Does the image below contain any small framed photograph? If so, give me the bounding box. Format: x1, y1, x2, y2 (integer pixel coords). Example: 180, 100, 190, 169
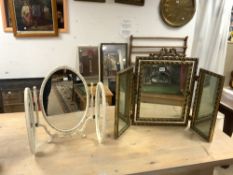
1, 0, 12, 32
115, 0, 144, 6
74, 0, 105, 2
78, 46, 99, 84
100, 43, 128, 82
9, 0, 58, 37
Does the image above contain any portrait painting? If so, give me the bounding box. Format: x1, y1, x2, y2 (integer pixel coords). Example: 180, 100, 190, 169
2, 0, 67, 33
78, 46, 99, 84
9, 0, 58, 37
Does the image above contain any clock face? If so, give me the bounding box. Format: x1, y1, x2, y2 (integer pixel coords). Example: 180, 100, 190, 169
160, 0, 196, 27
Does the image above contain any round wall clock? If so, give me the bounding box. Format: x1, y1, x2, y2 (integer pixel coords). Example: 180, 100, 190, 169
160, 0, 196, 27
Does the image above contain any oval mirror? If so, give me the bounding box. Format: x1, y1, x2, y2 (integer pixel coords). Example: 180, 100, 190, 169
95, 82, 107, 143
24, 88, 36, 154
40, 66, 89, 132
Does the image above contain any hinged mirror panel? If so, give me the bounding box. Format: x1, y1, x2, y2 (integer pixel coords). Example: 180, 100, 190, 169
191, 69, 224, 142
114, 66, 134, 138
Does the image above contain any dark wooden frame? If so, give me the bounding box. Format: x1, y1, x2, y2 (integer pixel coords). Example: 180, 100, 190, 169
114, 66, 134, 138
115, 0, 144, 6
133, 57, 198, 126
9, 0, 58, 37
74, 0, 105, 2
191, 69, 225, 142
100, 43, 129, 82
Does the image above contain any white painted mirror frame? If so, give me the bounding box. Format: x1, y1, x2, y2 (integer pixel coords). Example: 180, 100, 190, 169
39, 66, 90, 133
95, 82, 107, 143
24, 88, 36, 154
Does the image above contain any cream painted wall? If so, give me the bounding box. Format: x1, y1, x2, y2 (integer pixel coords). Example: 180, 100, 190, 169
0, 0, 197, 79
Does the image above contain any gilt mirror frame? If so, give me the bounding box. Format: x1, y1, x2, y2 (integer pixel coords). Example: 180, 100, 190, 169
191, 69, 224, 142
133, 56, 198, 126
114, 66, 134, 139
39, 66, 89, 133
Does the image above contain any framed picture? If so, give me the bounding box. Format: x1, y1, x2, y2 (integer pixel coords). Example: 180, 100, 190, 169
1, 0, 68, 33
115, 0, 144, 6
8, 0, 58, 37
100, 43, 128, 83
1, 0, 12, 32
56, 0, 68, 32
78, 46, 99, 84
74, 0, 105, 2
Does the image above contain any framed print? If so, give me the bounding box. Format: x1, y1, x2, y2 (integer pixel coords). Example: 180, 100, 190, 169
115, 0, 144, 6
9, 0, 58, 37
78, 46, 99, 84
56, 0, 68, 32
1, 0, 67, 33
100, 43, 128, 82
74, 0, 105, 2
1, 0, 12, 32
100, 43, 128, 105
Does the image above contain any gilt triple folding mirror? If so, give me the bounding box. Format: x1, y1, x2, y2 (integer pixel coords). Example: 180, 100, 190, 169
114, 54, 224, 142
24, 66, 107, 155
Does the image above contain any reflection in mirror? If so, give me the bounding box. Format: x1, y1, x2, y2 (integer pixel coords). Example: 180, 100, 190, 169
24, 88, 36, 154
134, 58, 197, 125
95, 82, 107, 143
191, 69, 224, 142
114, 67, 134, 138
40, 67, 89, 132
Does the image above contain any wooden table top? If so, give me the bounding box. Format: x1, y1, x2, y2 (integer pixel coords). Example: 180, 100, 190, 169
0, 107, 233, 175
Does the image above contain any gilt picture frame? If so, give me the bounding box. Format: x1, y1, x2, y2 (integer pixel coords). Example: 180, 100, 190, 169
9, 0, 58, 37
115, 0, 144, 6
2, 0, 68, 33
1, 0, 12, 32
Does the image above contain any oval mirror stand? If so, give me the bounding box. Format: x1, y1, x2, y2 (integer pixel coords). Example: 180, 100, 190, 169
24, 66, 107, 154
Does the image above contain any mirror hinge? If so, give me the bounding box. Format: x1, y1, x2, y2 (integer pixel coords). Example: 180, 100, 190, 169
194, 75, 199, 81
188, 115, 192, 121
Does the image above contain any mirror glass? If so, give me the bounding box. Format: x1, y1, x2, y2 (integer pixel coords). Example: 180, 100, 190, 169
40, 67, 88, 131
24, 88, 36, 154
191, 69, 224, 141
114, 67, 134, 138
134, 58, 197, 125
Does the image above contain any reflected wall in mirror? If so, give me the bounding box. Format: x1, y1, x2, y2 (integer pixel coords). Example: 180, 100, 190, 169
24, 88, 36, 154
191, 69, 224, 142
134, 58, 197, 125
40, 66, 89, 132
114, 67, 134, 138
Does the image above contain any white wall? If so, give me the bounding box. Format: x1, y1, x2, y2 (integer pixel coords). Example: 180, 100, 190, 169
0, 0, 197, 79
